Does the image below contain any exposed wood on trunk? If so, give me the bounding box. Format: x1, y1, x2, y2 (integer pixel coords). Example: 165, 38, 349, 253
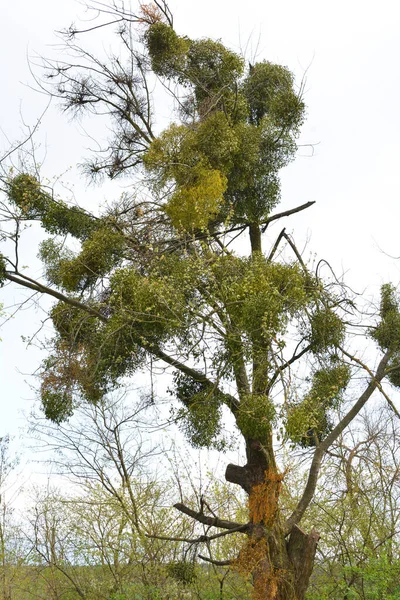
287, 525, 320, 600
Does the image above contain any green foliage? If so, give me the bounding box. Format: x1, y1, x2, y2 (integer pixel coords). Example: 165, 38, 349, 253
41, 389, 74, 424
224, 122, 280, 221
236, 394, 276, 440
7, 173, 46, 212
286, 364, 350, 446
91, 314, 145, 383
109, 266, 186, 341
243, 61, 305, 129
165, 167, 227, 231
146, 22, 189, 78
144, 42, 304, 231
50, 302, 98, 348
167, 561, 197, 585
144, 115, 236, 229
147, 22, 245, 119
196, 111, 240, 173
0, 254, 6, 287
185, 38, 244, 106
75, 318, 144, 402
371, 283, 400, 351
308, 307, 346, 352
286, 397, 330, 448
40, 227, 125, 292
311, 364, 351, 402
145, 110, 300, 229
380, 282, 398, 317
42, 300, 146, 412
40, 349, 79, 423
37, 251, 206, 414
144, 114, 235, 180
387, 354, 400, 387
172, 374, 224, 449
38, 239, 73, 288
8, 174, 97, 240
144, 123, 195, 186
222, 254, 309, 341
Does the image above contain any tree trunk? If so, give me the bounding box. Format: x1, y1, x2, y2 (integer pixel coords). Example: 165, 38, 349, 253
226, 444, 319, 600
245, 523, 319, 600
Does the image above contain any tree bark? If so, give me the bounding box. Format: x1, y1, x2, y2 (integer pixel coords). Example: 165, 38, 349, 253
249, 223, 262, 254
250, 523, 319, 600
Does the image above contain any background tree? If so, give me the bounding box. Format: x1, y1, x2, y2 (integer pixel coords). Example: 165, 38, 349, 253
0, 437, 32, 600
1, 2, 399, 599
0, 398, 252, 600
28, 394, 252, 599
302, 407, 400, 599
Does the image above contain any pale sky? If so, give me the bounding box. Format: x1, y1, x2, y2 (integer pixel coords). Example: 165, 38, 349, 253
1, 0, 400, 451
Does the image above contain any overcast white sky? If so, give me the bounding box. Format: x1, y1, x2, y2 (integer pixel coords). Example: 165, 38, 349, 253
1, 0, 400, 454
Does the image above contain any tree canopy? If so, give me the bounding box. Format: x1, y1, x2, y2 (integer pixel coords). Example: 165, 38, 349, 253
1, 2, 399, 599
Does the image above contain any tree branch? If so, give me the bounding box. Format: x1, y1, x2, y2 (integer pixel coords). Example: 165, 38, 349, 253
5, 272, 105, 320
262, 201, 316, 232
198, 554, 233, 566
284, 350, 391, 534
147, 523, 246, 545
267, 228, 286, 261
340, 346, 400, 419
282, 232, 307, 270
173, 503, 247, 531
266, 342, 312, 395
5, 270, 239, 412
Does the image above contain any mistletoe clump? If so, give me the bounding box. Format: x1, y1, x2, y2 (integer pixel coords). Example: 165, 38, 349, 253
286, 363, 350, 447
8, 174, 97, 240
146, 22, 189, 78
226, 255, 310, 341
144, 28, 305, 233
236, 394, 276, 439
164, 167, 227, 231
0, 255, 6, 287
371, 284, 400, 352
308, 307, 346, 352
171, 373, 225, 449
40, 227, 125, 292
167, 561, 197, 585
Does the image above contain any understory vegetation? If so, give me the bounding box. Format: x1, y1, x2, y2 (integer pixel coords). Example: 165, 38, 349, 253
0, 401, 399, 600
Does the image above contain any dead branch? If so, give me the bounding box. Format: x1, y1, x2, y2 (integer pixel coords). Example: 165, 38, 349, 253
262, 201, 315, 232
173, 502, 247, 531
198, 554, 233, 566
